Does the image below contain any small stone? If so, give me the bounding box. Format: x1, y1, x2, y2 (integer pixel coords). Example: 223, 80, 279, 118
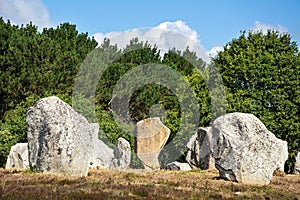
5, 143, 29, 169
186, 127, 215, 170
111, 138, 131, 169
166, 161, 192, 171
89, 123, 114, 169
294, 152, 300, 175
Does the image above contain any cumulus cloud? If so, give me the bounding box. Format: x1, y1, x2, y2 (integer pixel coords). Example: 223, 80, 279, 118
208, 46, 224, 58
92, 20, 211, 63
0, 0, 52, 28
250, 21, 288, 34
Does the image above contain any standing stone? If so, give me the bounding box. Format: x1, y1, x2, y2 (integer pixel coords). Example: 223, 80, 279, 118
111, 138, 131, 169
186, 127, 215, 170
135, 117, 170, 170
89, 139, 114, 169
89, 123, 114, 169
27, 96, 95, 176
166, 161, 192, 171
295, 152, 300, 175
5, 143, 29, 169
212, 112, 288, 185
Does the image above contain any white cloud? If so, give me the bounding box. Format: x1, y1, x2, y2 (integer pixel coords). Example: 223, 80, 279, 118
0, 0, 52, 29
208, 46, 224, 58
156, 20, 199, 43
92, 20, 211, 63
251, 21, 288, 34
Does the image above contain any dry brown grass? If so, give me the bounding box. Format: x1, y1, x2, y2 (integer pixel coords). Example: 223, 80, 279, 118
0, 168, 299, 199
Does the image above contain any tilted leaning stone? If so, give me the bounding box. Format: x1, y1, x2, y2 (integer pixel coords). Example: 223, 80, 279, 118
212, 112, 288, 185
5, 143, 29, 169
186, 127, 215, 170
135, 117, 170, 170
27, 96, 95, 176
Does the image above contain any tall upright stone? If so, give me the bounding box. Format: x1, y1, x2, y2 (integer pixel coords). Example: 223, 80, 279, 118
135, 117, 170, 170
212, 112, 288, 185
27, 96, 95, 176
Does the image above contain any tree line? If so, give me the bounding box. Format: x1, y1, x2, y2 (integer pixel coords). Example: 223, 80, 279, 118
0, 18, 299, 172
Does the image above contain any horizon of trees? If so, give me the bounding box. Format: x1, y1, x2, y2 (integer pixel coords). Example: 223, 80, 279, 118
0, 18, 299, 172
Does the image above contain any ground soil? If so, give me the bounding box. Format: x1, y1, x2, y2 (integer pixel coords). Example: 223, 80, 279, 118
0, 168, 299, 199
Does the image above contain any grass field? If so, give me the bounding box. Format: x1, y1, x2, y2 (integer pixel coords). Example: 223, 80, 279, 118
0, 168, 299, 199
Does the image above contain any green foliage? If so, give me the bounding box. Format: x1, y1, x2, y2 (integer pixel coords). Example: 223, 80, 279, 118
0, 18, 97, 117
213, 30, 300, 173
1, 17, 298, 174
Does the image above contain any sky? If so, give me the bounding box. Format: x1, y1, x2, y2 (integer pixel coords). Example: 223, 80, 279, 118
0, 0, 299, 59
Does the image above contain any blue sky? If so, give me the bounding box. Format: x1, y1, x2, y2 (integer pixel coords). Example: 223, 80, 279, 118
0, 0, 299, 55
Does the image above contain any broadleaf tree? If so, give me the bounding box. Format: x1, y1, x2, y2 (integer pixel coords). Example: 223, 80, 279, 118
213, 30, 300, 173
